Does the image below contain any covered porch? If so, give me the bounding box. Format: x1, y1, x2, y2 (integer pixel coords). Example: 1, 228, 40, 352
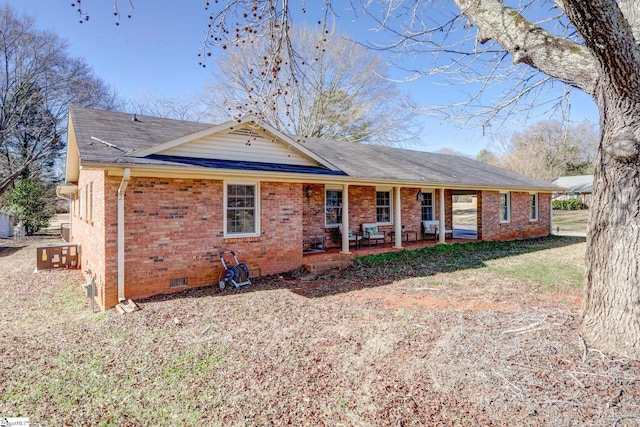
301, 182, 475, 261
301, 231, 478, 272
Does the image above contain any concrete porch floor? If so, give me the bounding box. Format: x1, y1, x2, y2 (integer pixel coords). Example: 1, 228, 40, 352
302, 235, 477, 272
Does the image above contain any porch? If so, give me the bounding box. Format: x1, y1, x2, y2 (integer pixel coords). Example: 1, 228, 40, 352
301, 230, 478, 272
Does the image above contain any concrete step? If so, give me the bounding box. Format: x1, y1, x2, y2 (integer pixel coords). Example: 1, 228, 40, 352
302, 259, 352, 273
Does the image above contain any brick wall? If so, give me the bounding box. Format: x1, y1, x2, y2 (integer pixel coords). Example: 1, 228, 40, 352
478, 190, 551, 241
302, 183, 326, 250
70, 169, 110, 309
400, 187, 423, 232
89, 176, 304, 309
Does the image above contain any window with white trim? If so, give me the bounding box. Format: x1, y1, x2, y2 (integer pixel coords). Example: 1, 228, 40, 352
499, 192, 510, 222
87, 182, 93, 224
225, 183, 258, 235
78, 187, 83, 220
529, 193, 538, 221
376, 190, 392, 224
421, 191, 434, 221
325, 190, 342, 226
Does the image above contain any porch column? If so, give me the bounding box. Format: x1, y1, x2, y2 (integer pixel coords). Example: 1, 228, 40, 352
341, 184, 350, 254
394, 186, 403, 249
439, 188, 446, 244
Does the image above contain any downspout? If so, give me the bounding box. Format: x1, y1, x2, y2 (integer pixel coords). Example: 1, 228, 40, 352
117, 168, 131, 302
439, 188, 446, 244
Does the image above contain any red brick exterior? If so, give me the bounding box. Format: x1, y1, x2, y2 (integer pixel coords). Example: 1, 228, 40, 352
71, 170, 551, 310
69, 169, 110, 309
478, 190, 551, 241
72, 172, 305, 309
302, 185, 451, 249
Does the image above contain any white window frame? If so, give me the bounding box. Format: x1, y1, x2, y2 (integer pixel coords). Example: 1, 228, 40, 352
499, 191, 510, 223
375, 187, 393, 225
88, 182, 93, 224
78, 187, 83, 220
224, 181, 260, 237
529, 193, 538, 221
421, 190, 434, 221
325, 187, 343, 227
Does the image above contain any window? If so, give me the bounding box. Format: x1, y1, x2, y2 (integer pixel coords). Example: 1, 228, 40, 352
530, 193, 538, 221
421, 191, 434, 221
78, 187, 83, 220
226, 183, 258, 235
499, 192, 510, 222
87, 182, 93, 223
376, 190, 392, 224
325, 190, 342, 225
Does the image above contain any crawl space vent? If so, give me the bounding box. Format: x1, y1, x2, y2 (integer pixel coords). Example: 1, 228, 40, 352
169, 277, 188, 288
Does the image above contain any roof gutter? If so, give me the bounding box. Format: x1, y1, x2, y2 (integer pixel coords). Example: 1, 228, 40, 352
117, 168, 131, 302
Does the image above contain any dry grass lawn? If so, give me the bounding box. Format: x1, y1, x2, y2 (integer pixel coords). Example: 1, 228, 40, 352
1, 232, 639, 426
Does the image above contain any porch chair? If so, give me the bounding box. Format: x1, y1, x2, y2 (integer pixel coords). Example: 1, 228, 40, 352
337, 224, 363, 249
361, 223, 386, 246
421, 220, 453, 240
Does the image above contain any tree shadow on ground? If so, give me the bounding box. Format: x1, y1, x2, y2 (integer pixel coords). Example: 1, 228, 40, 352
138, 235, 586, 305
0, 245, 26, 257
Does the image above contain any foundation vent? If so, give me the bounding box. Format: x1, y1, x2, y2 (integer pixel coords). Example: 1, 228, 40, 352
169, 277, 188, 288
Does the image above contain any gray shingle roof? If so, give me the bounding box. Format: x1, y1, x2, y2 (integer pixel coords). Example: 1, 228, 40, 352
552, 175, 593, 193
69, 107, 560, 191
70, 107, 211, 165
303, 137, 558, 190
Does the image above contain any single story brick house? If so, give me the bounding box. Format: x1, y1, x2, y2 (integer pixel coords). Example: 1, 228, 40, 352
60, 107, 560, 310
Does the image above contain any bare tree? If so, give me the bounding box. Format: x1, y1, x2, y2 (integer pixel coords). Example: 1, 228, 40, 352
0, 4, 117, 195
480, 120, 597, 180
202, 24, 421, 145
73, 0, 640, 359
127, 91, 209, 122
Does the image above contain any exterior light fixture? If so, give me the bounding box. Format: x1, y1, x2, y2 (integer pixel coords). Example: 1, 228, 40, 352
416, 191, 424, 202
305, 185, 313, 198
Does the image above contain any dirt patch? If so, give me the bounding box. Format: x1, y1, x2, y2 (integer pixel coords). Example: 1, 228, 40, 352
356, 289, 519, 311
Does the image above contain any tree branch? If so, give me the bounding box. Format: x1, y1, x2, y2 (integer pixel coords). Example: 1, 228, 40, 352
562, 0, 640, 101
453, 0, 598, 95
0, 133, 58, 195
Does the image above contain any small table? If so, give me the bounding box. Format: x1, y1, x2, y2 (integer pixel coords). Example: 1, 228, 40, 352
388, 230, 418, 243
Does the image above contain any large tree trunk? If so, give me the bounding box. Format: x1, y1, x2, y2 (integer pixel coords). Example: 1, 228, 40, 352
580, 86, 640, 360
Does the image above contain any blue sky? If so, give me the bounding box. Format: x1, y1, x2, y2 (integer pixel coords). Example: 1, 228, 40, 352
5, 1, 599, 156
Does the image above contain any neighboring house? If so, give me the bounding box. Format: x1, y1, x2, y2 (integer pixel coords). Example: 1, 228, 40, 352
552, 175, 593, 208
60, 107, 560, 310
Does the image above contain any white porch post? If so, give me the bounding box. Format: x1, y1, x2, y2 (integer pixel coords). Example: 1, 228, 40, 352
439, 188, 446, 244
394, 186, 402, 249
341, 184, 350, 254
549, 194, 554, 235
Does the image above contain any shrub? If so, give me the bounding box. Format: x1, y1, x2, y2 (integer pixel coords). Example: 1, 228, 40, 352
552, 199, 584, 210
6, 177, 53, 235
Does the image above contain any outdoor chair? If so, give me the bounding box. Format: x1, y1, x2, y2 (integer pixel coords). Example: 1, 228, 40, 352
361, 223, 386, 246
421, 220, 453, 240
337, 224, 362, 249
